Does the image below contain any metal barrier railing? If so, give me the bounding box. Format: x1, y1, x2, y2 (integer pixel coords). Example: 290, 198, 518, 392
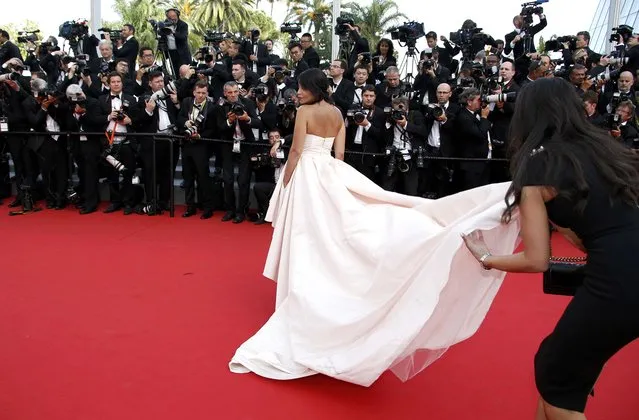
1, 130, 509, 217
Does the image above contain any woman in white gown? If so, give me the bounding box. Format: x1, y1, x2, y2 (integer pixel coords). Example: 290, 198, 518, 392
229, 68, 521, 386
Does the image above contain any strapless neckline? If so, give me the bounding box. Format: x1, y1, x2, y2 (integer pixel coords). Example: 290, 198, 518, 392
306, 134, 336, 140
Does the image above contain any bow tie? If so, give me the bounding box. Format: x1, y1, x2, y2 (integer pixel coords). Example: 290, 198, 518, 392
111, 94, 121, 100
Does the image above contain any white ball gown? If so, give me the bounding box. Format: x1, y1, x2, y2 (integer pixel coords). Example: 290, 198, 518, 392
229, 133, 521, 387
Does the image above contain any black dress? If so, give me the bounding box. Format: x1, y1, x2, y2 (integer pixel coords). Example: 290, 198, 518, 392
523, 148, 639, 412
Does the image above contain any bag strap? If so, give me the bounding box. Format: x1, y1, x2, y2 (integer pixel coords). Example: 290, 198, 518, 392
549, 233, 587, 263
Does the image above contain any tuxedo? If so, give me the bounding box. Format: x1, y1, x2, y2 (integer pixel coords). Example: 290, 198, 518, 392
216, 98, 262, 219
177, 97, 217, 213
456, 108, 492, 191
114, 36, 140, 78
303, 47, 320, 69
0, 40, 23, 68
504, 18, 547, 60
162, 20, 191, 73
422, 102, 460, 197
136, 95, 181, 207
331, 77, 355, 117
344, 106, 385, 182
242, 40, 271, 76
96, 92, 140, 208
347, 33, 370, 75
488, 79, 519, 183
290, 59, 309, 81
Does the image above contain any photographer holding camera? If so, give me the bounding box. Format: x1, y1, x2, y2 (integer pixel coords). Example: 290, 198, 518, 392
106, 24, 139, 79
276, 88, 298, 137
456, 88, 492, 190
342, 22, 370, 73
504, 4, 547, 78
598, 70, 636, 115
252, 129, 287, 225
381, 96, 428, 195
242, 29, 270, 76
97, 72, 139, 215
374, 66, 408, 109
0, 30, 22, 69
216, 81, 262, 224
176, 80, 216, 219
344, 85, 384, 183
611, 100, 639, 149
412, 51, 451, 113
328, 59, 355, 116
287, 42, 309, 82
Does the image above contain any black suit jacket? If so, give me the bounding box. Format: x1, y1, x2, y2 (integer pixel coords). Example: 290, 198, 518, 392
215, 98, 262, 144
291, 59, 309, 80
0, 41, 23, 68
345, 106, 385, 166
177, 97, 217, 139
136, 96, 180, 150
347, 33, 370, 72
456, 108, 492, 172
423, 102, 460, 158
67, 97, 108, 143
487, 80, 520, 148
303, 47, 320, 69
242, 40, 270, 76
114, 36, 140, 78
504, 18, 547, 59
382, 110, 429, 150
97, 92, 140, 142
332, 78, 355, 117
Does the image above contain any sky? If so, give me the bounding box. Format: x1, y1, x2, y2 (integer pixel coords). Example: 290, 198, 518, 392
2, 0, 601, 55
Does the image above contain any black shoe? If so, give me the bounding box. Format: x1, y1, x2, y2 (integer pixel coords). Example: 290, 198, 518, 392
221, 211, 235, 222
200, 209, 213, 220
79, 207, 97, 215
123, 206, 134, 215
103, 203, 123, 213
8, 198, 21, 208
46, 200, 56, 209
254, 217, 266, 225
232, 214, 245, 224
54, 200, 67, 210
182, 207, 197, 218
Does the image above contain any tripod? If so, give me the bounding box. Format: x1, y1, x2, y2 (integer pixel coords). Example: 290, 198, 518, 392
156, 40, 176, 79
398, 45, 420, 89
337, 36, 353, 62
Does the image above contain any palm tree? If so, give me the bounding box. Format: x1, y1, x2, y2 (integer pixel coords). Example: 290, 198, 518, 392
343, 0, 407, 48
113, 0, 166, 49
285, 0, 332, 44
191, 0, 254, 32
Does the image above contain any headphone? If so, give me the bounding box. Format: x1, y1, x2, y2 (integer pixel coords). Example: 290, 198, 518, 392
165, 8, 180, 18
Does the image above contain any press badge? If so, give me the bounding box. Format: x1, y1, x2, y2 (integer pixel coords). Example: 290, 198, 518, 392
0, 117, 8, 132
233, 139, 241, 153
276, 149, 285, 159
400, 149, 411, 161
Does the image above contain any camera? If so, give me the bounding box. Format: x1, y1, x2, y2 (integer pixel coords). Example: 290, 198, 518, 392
277, 98, 297, 114
253, 84, 269, 102
482, 92, 517, 104
388, 21, 425, 45
422, 59, 435, 70
150, 81, 177, 101
148, 19, 175, 37
114, 100, 130, 122
271, 65, 290, 80
335, 16, 355, 36
384, 107, 406, 121
450, 27, 483, 46
16, 30, 40, 44
185, 112, 206, 139
484, 76, 503, 92
0, 72, 21, 83
58, 20, 88, 42
611, 92, 632, 110
520, 0, 548, 25
231, 102, 245, 116
609, 25, 634, 44
425, 104, 444, 119
251, 152, 282, 169
545, 35, 577, 52
346, 106, 368, 124
280, 22, 302, 37
360, 52, 372, 65
98, 27, 121, 42
607, 113, 621, 131
203, 30, 229, 45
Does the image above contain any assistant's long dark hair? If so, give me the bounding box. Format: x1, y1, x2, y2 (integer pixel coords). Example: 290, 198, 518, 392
297, 68, 334, 105
503, 77, 639, 222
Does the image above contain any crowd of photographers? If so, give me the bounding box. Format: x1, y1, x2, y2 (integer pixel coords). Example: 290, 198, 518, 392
1, 3, 639, 223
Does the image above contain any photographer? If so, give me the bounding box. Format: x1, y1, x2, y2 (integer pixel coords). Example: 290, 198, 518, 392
252, 129, 287, 224
134, 47, 166, 96
260, 60, 296, 104
450, 19, 498, 63
0, 30, 22, 68
620, 31, 639, 76
598, 71, 636, 115
583, 91, 606, 128
422, 83, 459, 198
97, 72, 139, 215
252, 83, 278, 141
560, 31, 602, 70
136, 71, 181, 213
161, 8, 191, 73
412, 52, 451, 113
24, 82, 69, 209
0, 59, 35, 209
342, 23, 370, 73
456, 88, 492, 190
374, 66, 407, 109
276, 88, 298, 137
242, 29, 271, 76
216, 81, 262, 224
300, 33, 320, 69
176, 80, 216, 219
287, 42, 309, 81
425, 32, 459, 74
504, 8, 547, 72
89, 40, 115, 77
371, 38, 396, 82
328, 59, 355, 116
381, 96, 428, 195
344, 85, 384, 182
110, 24, 139, 78
611, 100, 639, 149
352, 65, 371, 105
487, 61, 519, 183
231, 59, 258, 97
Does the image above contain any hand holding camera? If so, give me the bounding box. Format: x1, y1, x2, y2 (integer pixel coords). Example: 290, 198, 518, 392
145, 98, 157, 113
227, 111, 238, 123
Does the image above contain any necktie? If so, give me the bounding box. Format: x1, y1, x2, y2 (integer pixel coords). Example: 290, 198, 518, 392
111, 94, 120, 100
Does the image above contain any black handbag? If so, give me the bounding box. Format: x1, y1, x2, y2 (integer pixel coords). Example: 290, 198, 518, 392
542, 240, 587, 296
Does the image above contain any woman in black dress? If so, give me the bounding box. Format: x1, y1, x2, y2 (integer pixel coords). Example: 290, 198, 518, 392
463, 77, 639, 419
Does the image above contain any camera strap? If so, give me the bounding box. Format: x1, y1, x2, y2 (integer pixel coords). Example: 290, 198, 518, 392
105, 121, 119, 146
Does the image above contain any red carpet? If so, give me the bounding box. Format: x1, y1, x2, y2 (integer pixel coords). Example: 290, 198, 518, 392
0, 205, 637, 420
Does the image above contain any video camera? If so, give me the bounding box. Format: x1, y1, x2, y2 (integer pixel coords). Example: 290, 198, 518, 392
148, 19, 176, 37
68, 54, 91, 77
545, 35, 577, 52
58, 20, 89, 42
450, 27, 483, 46
609, 25, 634, 44
203, 30, 229, 45
335, 16, 355, 37
16, 30, 40, 44
520, 0, 548, 25
388, 21, 425, 46
98, 27, 121, 42
280, 22, 302, 38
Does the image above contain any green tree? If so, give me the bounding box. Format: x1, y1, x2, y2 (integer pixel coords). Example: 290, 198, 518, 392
343, 0, 406, 48
191, 0, 254, 33
113, 0, 166, 50
0, 20, 43, 58
537, 36, 545, 54
242, 10, 284, 46
285, 0, 332, 46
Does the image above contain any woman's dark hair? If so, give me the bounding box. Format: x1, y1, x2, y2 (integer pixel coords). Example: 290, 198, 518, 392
503, 77, 639, 222
375, 38, 395, 58
297, 68, 334, 105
